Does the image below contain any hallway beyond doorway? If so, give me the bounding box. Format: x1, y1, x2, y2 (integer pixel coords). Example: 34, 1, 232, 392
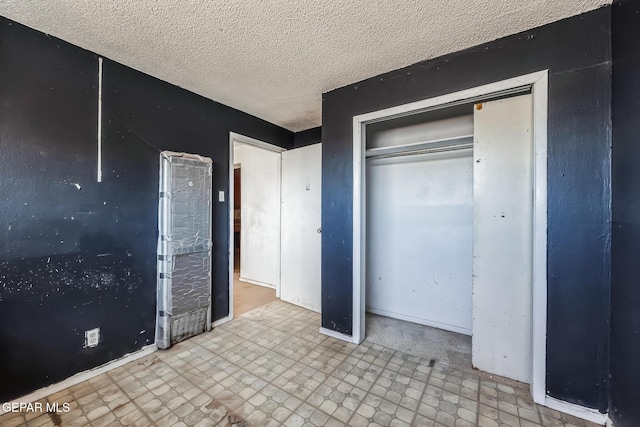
233, 270, 277, 317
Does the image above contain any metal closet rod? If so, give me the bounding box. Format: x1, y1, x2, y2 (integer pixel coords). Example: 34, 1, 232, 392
363, 84, 533, 161
365, 135, 474, 160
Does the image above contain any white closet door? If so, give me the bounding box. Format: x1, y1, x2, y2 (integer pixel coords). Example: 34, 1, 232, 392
239, 144, 281, 289
280, 144, 322, 312
472, 94, 534, 383
366, 149, 474, 335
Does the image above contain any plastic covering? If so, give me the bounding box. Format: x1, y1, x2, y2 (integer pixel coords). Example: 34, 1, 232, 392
156, 151, 213, 349
171, 252, 211, 316
169, 159, 212, 255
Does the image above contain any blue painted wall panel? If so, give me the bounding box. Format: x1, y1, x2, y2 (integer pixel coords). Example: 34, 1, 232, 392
321, 7, 612, 410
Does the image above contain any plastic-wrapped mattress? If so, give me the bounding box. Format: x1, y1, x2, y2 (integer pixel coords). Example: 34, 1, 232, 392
156, 151, 213, 349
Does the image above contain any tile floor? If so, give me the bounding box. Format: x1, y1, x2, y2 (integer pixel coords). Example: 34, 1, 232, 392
1, 301, 602, 427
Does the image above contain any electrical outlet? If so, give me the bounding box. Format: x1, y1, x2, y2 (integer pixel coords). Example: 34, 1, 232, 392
85, 328, 100, 348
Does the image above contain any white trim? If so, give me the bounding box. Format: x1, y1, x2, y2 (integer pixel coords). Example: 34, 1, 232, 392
353, 117, 366, 344
228, 132, 286, 324
292, 301, 321, 314
277, 148, 283, 300
531, 71, 549, 404
97, 57, 103, 183
352, 70, 550, 401
319, 327, 356, 343
353, 71, 544, 124
239, 276, 276, 289
228, 134, 236, 322
606, 416, 615, 427
212, 315, 232, 327
230, 132, 286, 153
0, 344, 156, 414
545, 397, 608, 425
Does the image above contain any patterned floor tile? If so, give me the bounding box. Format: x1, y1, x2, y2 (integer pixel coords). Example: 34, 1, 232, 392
0, 300, 603, 427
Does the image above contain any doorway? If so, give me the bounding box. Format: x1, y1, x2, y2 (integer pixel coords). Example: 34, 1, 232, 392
228, 133, 284, 319
364, 103, 475, 371
227, 133, 323, 321
232, 165, 278, 316
351, 71, 549, 403
365, 105, 474, 336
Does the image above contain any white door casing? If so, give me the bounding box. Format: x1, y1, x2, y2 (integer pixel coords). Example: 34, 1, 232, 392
225, 132, 285, 325
349, 71, 552, 410
349, 71, 606, 425
232, 139, 282, 291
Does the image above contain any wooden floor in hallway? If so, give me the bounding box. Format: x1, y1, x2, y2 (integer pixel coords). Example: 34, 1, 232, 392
233, 270, 277, 317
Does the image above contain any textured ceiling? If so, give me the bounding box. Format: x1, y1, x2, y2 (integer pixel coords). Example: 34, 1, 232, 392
0, 1, 609, 131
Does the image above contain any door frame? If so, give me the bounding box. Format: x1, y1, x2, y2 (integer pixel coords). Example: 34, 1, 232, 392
225, 132, 286, 323
352, 71, 548, 402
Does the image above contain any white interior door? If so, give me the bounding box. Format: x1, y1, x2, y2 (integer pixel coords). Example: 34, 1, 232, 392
472, 94, 534, 383
366, 149, 474, 335
280, 144, 322, 312
237, 143, 281, 289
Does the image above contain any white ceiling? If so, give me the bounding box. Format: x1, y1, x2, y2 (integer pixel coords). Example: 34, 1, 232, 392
0, 1, 609, 132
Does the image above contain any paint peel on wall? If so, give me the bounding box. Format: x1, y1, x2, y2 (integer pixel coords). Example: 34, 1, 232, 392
0, 252, 143, 303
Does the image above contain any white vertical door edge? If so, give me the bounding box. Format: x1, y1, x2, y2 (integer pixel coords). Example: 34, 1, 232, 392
353, 120, 366, 344
352, 71, 557, 411
530, 73, 548, 405
276, 152, 282, 299
228, 132, 286, 323
228, 134, 235, 322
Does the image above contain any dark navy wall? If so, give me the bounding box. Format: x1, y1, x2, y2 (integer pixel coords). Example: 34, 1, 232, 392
103, 61, 292, 323
0, 17, 291, 401
610, 1, 640, 426
321, 7, 612, 410
293, 127, 321, 148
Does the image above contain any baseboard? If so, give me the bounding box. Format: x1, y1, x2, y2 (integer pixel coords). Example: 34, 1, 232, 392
0, 344, 157, 415
545, 396, 607, 425
366, 306, 472, 336
212, 315, 232, 327
319, 327, 356, 343
281, 298, 320, 313
239, 276, 276, 289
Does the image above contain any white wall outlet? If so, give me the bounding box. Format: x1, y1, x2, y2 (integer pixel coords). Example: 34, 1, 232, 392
218, 190, 225, 202
85, 328, 100, 348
